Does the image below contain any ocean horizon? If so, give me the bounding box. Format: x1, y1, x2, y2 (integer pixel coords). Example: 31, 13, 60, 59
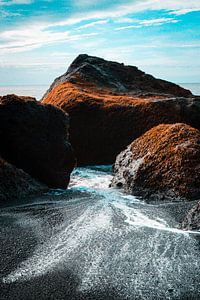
0, 83, 200, 100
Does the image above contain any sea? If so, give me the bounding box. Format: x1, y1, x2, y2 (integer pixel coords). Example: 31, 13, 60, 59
0, 83, 200, 100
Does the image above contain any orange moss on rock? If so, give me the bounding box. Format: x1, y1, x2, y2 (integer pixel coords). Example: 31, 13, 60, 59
43, 82, 200, 165
42, 54, 199, 165
43, 82, 167, 109
111, 124, 200, 202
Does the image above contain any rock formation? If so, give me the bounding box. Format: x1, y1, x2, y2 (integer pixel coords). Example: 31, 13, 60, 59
111, 123, 200, 202
0, 94, 76, 190
0, 157, 47, 204
42, 54, 200, 165
181, 201, 200, 231
43, 54, 192, 98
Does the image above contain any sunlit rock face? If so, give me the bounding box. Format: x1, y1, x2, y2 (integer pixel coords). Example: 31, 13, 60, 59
111, 123, 200, 202
0, 157, 47, 204
0, 94, 76, 189
181, 201, 200, 231
43, 54, 192, 98
42, 54, 200, 166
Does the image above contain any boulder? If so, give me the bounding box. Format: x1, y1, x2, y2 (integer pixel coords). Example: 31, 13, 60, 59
43, 54, 192, 98
0, 94, 76, 189
0, 157, 47, 205
181, 201, 200, 231
42, 54, 200, 165
111, 123, 200, 202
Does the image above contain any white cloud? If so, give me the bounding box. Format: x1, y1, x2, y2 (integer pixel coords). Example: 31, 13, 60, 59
0, 23, 99, 53
43, 0, 200, 30
115, 17, 178, 30
0, 0, 199, 55
99, 0, 200, 19
139, 17, 178, 26
115, 25, 141, 31
77, 19, 108, 30
114, 17, 135, 24
169, 8, 200, 16
68, 0, 200, 17
0, 0, 32, 5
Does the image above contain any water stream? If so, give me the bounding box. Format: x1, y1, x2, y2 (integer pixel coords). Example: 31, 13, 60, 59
0, 166, 200, 299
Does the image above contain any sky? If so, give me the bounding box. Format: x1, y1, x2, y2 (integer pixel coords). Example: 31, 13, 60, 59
0, 0, 200, 85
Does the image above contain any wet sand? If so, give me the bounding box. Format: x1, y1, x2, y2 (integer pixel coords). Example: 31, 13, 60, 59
0, 166, 200, 300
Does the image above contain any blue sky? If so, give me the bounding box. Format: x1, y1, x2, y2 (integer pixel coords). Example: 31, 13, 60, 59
0, 0, 200, 85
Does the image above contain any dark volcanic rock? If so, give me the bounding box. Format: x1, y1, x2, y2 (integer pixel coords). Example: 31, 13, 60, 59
0, 94, 76, 189
181, 201, 200, 231
43, 54, 192, 98
111, 123, 200, 202
0, 157, 47, 204
42, 54, 200, 166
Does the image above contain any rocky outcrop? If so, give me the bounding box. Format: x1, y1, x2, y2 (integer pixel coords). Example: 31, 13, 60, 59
43, 54, 192, 98
111, 124, 200, 202
0, 157, 47, 205
0, 94, 76, 189
42, 54, 200, 165
181, 201, 200, 231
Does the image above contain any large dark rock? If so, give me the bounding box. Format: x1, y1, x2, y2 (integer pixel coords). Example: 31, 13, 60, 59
111, 123, 200, 202
42, 54, 200, 166
0, 94, 76, 189
181, 201, 200, 231
43, 54, 192, 98
0, 157, 47, 204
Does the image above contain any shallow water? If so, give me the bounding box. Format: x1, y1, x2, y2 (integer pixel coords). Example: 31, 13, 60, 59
0, 166, 200, 299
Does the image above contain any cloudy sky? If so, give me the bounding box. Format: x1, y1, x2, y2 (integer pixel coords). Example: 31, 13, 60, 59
0, 0, 200, 85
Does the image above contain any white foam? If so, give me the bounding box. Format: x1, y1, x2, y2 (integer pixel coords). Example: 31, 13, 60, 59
113, 201, 192, 235
2, 166, 200, 299
3, 201, 112, 283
